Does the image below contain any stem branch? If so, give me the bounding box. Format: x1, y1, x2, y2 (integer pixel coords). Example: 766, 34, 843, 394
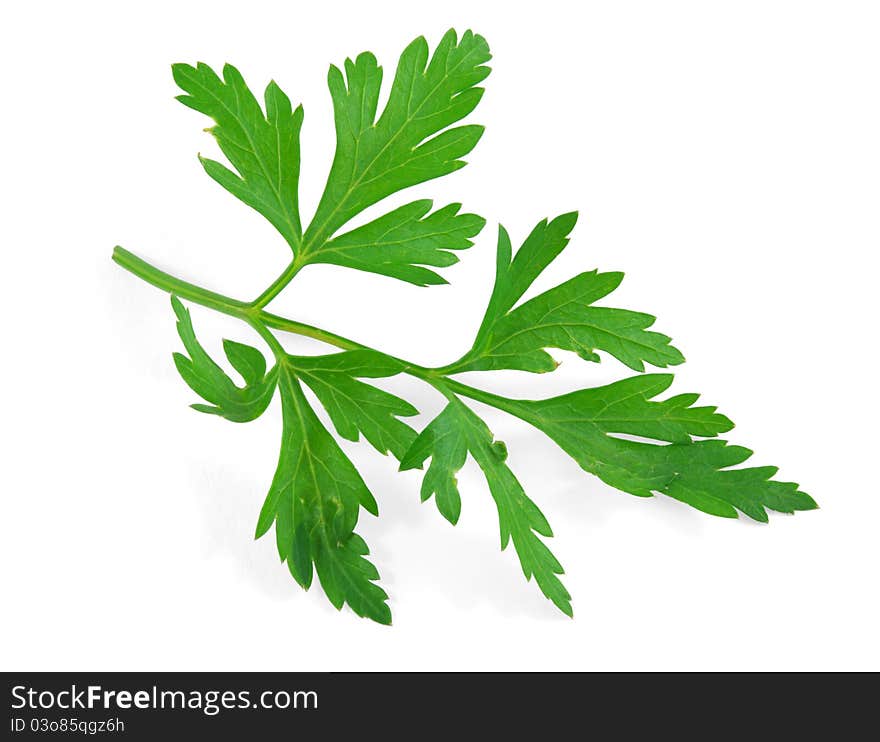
113, 246, 510, 413
251, 257, 304, 308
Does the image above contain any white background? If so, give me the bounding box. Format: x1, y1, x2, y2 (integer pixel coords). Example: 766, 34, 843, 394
2, 1, 878, 671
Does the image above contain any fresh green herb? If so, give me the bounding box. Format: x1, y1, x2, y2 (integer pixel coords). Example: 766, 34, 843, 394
113, 29, 816, 624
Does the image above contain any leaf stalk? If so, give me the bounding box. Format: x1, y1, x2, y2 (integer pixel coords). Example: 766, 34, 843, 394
112, 245, 507, 413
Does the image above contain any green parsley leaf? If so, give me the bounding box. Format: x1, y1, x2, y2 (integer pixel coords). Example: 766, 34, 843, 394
223, 338, 268, 385
174, 30, 489, 288
450, 214, 685, 373
491, 374, 816, 522
170, 296, 277, 422
301, 29, 491, 255
255, 364, 390, 624
400, 397, 572, 616
288, 350, 418, 460
314, 533, 390, 624
172, 63, 304, 252
309, 200, 486, 286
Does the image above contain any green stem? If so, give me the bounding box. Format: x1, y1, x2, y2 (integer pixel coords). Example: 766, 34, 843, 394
244, 316, 287, 358
251, 257, 304, 308
112, 247, 251, 318
112, 246, 512, 413
442, 377, 515, 412
433, 359, 469, 376
259, 312, 362, 352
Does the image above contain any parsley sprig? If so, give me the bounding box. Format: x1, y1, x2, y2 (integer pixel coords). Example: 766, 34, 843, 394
113, 30, 815, 623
